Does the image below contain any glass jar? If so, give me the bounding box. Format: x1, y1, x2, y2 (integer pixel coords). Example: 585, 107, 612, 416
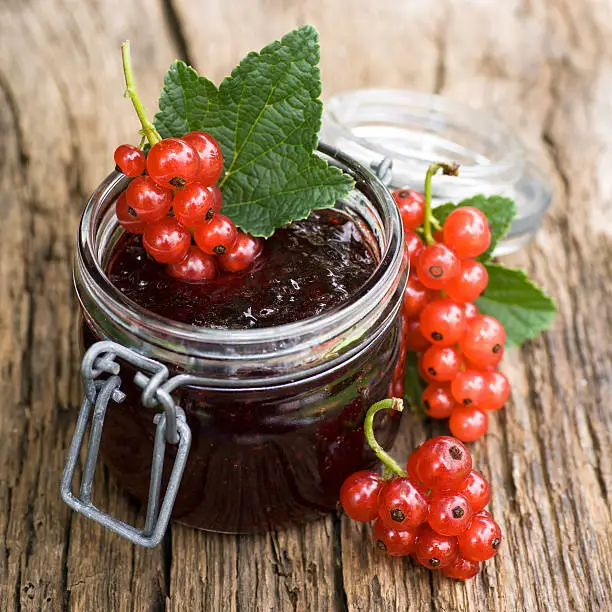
71, 144, 408, 537
322, 89, 552, 256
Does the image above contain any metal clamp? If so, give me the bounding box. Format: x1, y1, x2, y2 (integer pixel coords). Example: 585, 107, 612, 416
371, 157, 393, 187
61, 341, 191, 548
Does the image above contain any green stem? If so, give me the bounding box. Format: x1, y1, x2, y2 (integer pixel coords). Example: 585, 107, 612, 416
364, 398, 407, 477
423, 161, 460, 245
121, 41, 162, 146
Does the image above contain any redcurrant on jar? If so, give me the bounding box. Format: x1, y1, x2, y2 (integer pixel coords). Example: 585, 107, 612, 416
69, 144, 408, 543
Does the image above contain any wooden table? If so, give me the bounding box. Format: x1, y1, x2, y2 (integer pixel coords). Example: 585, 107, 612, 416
1, 0, 611, 610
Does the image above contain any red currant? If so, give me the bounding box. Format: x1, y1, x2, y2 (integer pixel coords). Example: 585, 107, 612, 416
480, 371, 510, 411
173, 182, 222, 228
403, 277, 435, 318
449, 407, 488, 442
419, 298, 466, 347
457, 470, 491, 514
143, 217, 191, 264
459, 315, 505, 368
125, 176, 172, 222
441, 556, 481, 580
146, 137, 200, 189
194, 213, 238, 255
442, 206, 491, 259
462, 302, 479, 320
415, 436, 472, 491
166, 246, 217, 281
444, 259, 488, 303
373, 519, 418, 557
403, 319, 431, 352
416, 244, 460, 290
422, 384, 457, 419
418, 355, 437, 384
428, 492, 474, 536
393, 189, 425, 231
209, 185, 223, 211
457, 511, 502, 562
405, 230, 425, 264
115, 191, 147, 234
406, 446, 423, 483
463, 357, 495, 372
378, 477, 428, 529
114, 144, 146, 177
339, 471, 384, 522
217, 231, 263, 273
414, 524, 458, 569
421, 346, 463, 382
181, 131, 224, 186
451, 370, 486, 407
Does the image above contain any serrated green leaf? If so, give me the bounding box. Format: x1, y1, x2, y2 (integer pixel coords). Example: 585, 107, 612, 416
475, 263, 556, 347
403, 352, 427, 419
154, 26, 354, 237
433, 194, 517, 260
155, 61, 218, 139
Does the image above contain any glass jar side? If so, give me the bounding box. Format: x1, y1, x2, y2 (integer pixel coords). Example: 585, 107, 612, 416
72, 144, 409, 534
82, 315, 403, 533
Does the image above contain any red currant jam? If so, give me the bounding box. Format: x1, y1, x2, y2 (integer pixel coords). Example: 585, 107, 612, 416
83, 208, 404, 533
108, 209, 377, 328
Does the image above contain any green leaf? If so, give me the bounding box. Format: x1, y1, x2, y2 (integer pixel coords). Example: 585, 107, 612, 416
433, 194, 517, 260
155, 61, 218, 139
154, 26, 354, 237
476, 263, 556, 347
403, 352, 427, 419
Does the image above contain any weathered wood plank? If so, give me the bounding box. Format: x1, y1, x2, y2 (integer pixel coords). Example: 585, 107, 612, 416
0, 0, 182, 610
169, 1, 612, 611
0, 0, 611, 610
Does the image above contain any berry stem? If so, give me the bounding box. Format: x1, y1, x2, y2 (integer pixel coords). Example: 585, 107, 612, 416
423, 162, 460, 245
364, 398, 407, 477
121, 41, 162, 147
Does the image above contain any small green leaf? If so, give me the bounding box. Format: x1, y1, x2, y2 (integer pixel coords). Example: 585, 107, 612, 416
154, 26, 354, 237
433, 195, 517, 260
476, 263, 556, 347
403, 352, 427, 419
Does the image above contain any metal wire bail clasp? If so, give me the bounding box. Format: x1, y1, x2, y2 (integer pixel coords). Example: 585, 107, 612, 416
60, 341, 191, 548
371, 157, 393, 187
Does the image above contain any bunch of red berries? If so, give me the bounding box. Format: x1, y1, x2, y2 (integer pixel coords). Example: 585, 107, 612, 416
393, 184, 510, 442
113, 134, 262, 280
341, 435, 502, 580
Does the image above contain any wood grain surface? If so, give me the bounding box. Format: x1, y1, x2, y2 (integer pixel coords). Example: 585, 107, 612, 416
0, 0, 610, 610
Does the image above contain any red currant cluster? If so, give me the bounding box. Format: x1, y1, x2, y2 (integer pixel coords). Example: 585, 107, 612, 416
341, 432, 502, 581
392, 179, 510, 442
113, 134, 262, 280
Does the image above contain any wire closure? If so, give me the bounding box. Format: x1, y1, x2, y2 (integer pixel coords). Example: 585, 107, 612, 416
61, 340, 192, 548
371, 157, 393, 186
81, 340, 180, 444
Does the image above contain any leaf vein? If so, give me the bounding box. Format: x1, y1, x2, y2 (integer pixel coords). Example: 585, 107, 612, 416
221, 58, 297, 186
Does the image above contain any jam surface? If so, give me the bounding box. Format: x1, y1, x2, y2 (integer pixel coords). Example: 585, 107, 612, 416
108, 208, 376, 328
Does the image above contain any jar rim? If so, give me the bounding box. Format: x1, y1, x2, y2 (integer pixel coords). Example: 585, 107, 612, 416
323, 88, 525, 182
76, 143, 406, 357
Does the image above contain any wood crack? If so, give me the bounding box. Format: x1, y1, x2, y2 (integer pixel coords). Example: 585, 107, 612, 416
61, 512, 72, 610
433, 1, 448, 94
160, 0, 194, 66
332, 515, 348, 612
14, 564, 21, 612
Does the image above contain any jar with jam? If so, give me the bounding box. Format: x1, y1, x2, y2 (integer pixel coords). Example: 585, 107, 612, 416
65, 144, 408, 545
